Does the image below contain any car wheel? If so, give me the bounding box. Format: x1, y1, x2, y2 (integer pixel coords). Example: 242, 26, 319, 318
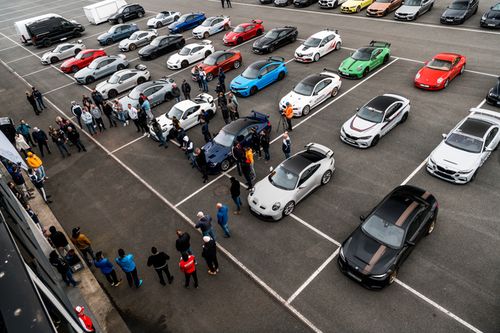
106, 38, 113, 45
224, 24, 230, 31
204, 32, 210, 39
313, 53, 320, 62
331, 87, 339, 97
74, 49, 81, 55
389, 269, 398, 285
233, 60, 241, 69
174, 16, 180, 21
399, 112, 408, 124
50, 56, 59, 64
220, 159, 231, 171
118, 18, 123, 24
71, 65, 79, 73
181, 60, 189, 68
362, 67, 369, 77
129, 43, 137, 51
282, 201, 295, 217
108, 89, 118, 98
277, 71, 285, 80
42, 39, 51, 47
356, 6, 361, 12
250, 86, 258, 95
371, 135, 380, 147
460, 64, 465, 75
138, 12, 144, 18
204, 50, 212, 57
426, 213, 437, 235
470, 170, 477, 182
156, 22, 162, 28
256, 29, 263, 36
321, 170, 333, 185
269, 46, 275, 53
118, 64, 127, 71
206, 72, 214, 81
137, 77, 146, 84
383, 54, 389, 64
335, 41, 342, 50
302, 105, 310, 116
85, 76, 95, 84
237, 37, 243, 44
444, 79, 449, 88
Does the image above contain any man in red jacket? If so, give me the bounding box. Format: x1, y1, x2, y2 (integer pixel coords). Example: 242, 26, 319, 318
179, 252, 198, 288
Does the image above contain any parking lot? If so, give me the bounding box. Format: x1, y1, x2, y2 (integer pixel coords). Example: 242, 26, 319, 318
0, 0, 499, 332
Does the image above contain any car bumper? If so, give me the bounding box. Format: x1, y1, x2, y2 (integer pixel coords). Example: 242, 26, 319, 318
485, 94, 500, 106
394, 13, 417, 20
480, 20, 500, 28
167, 61, 182, 69
319, 2, 336, 8
414, 80, 444, 90
340, 133, 372, 148
60, 67, 72, 73
74, 77, 86, 85
426, 163, 473, 184
440, 17, 464, 24
108, 19, 118, 24
366, 10, 385, 16
253, 47, 270, 54
192, 32, 205, 39
139, 54, 154, 60
119, 46, 130, 52
40, 59, 51, 65
337, 255, 388, 289
274, 2, 290, 6
230, 86, 251, 97
223, 40, 238, 46
338, 70, 362, 79
341, 7, 358, 13
294, 54, 314, 62
248, 199, 282, 220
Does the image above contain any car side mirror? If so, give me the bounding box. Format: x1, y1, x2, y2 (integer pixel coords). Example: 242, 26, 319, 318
485, 147, 493, 152
258, 75, 262, 79
441, 133, 447, 139
298, 185, 306, 189
269, 166, 274, 172
359, 215, 366, 221
406, 240, 416, 246
118, 80, 123, 84
356, 107, 359, 111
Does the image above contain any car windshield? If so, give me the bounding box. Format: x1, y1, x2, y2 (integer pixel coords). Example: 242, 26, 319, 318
155, 13, 165, 19
426, 59, 452, 71
118, 7, 125, 13
109, 26, 118, 33
128, 32, 140, 40
128, 88, 141, 100
362, 215, 405, 248
268, 166, 298, 191
108, 73, 121, 84
352, 49, 372, 61
445, 133, 483, 153
304, 37, 321, 47
357, 105, 384, 123
204, 54, 217, 65
449, 1, 468, 9
293, 81, 314, 96
404, 0, 422, 5
213, 130, 235, 147
179, 46, 191, 56
201, 19, 213, 27
241, 65, 261, 79
87, 60, 99, 69
178, 16, 187, 23
265, 30, 279, 39
75, 52, 85, 60
167, 106, 184, 119
234, 25, 245, 33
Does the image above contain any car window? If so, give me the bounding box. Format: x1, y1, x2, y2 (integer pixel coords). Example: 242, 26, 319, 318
327, 34, 334, 42
314, 80, 328, 94
138, 33, 148, 39
217, 54, 228, 63
263, 64, 278, 75
213, 18, 222, 25
143, 87, 155, 96
484, 128, 498, 148
298, 164, 320, 186
406, 212, 425, 240
186, 105, 200, 116
123, 7, 129, 13
81, 52, 92, 59
121, 73, 134, 81
191, 46, 203, 54
452, 57, 460, 66
61, 45, 72, 51
372, 49, 382, 57
160, 38, 169, 46
384, 103, 401, 120
245, 25, 254, 32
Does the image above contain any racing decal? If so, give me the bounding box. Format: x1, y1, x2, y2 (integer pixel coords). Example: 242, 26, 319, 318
349, 116, 377, 132
380, 111, 401, 130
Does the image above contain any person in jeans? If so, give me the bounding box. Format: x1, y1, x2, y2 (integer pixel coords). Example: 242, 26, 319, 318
71, 227, 95, 266
32, 86, 47, 111
66, 126, 87, 152
115, 249, 143, 288
71, 101, 83, 128
195, 211, 216, 240
201, 236, 219, 275
175, 230, 193, 256
216, 203, 230, 238
90, 104, 106, 133
81, 108, 97, 135
151, 119, 167, 148
230, 177, 242, 214
94, 251, 121, 287
49, 126, 71, 158
28, 168, 52, 203
103, 101, 117, 128
147, 247, 174, 286
16, 120, 36, 147
127, 104, 141, 132
49, 250, 77, 287
179, 252, 198, 288
113, 100, 128, 126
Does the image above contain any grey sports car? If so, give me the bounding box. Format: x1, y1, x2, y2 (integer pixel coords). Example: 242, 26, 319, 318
118, 78, 177, 109
74, 54, 129, 85
248, 143, 335, 220
147, 11, 181, 28
118, 29, 158, 51
95, 64, 151, 99
394, 0, 434, 20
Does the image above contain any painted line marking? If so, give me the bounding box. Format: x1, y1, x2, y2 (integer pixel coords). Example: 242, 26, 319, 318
0, 0, 73, 17
108, 135, 146, 154
21, 66, 52, 77
175, 173, 228, 207
0, 1, 87, 24
290, 214, 341, 247
44, 82, 76, 94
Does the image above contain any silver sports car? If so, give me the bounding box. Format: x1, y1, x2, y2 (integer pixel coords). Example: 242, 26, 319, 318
147, 11, 181, 28
118, 78, 176, 109
248, 143, 335, 220
40, 40, 86, 65
74, 54, 129, 85
118, 29, 158, 51
96, 64, 151, 99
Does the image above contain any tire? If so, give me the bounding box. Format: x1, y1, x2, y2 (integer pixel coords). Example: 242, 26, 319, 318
362, 67, 369, 77
237, 37, 243, 44
174, 16, 180, 21
42, 39, 51, 47
335, 41, 341, 50
137, 76, 146, 84
150, 52, 158, 59
204, 32, 210, 39
74, 49, 81, 55
399, 112, 408, 124
204, 50, 212, 57
371, 135, 379, 147
256, 29, 263, 36
116, 64, 125, 71
356, 6, 361, 12
277, 71, 285, 80
138, 11, 144, 18
331, 87, 339, 97
302, 105, 310, 116
224, 24, 230, 31
71, 65, 79, 73
313, 53, 320, 62
282, 201, 295, 217
383, 54, 389, 64
129, 43, 137, 51
426, 212, 437, 235
388, 269, 398, 285
106, 38, 113, 46
85, 76, 95, 84
460, 64, 465, 75
470, 170, 477, 182
321, 170, 333, 185
250, 86, 258, 95
50, 56, 59, 64
118, 18, 123, 24
181, 60, 189, 68
444, 79, 449, 88
220, 159, 231, 171
233, 60, 241, 69
108, 89, 118, 99
269, 46, 275, 53
206, 72, 214, 81
156, 22, 162, 28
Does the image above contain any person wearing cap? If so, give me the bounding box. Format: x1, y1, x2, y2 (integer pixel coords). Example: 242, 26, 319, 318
283, 102, 294, 131
202, 236, 219, 275
115, 249, 143, 288
195, 211, 216, 240
179, 252, 198, 288
71, 101, 84, 129
216, 203, 230, 238
26, 151, 47, 180
74, 306, 95, 332
147, 247, 174, 286
94, 251, 121, 287
71, 227, 95, 266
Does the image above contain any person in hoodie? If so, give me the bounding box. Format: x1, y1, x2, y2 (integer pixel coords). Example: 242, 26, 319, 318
195, 211, 216, 240
94, 251, 121, 287
175, 229, 193, 256
16, 120, 36, 147
216, 203, 230, 238
147, 247, 174, 286
201, 236, 219, 275
116, 249, 142, 288
26, 151, 46, 179
179, 252, 198, 288
81, 108, 97, 136
71, 227, 95, 266
90, 104, 106, 133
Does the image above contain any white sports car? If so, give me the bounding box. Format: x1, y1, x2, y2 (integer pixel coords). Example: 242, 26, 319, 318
248, 143, 335, 220
147, 11, 181, 28
149, 93, 216, 140
294, 29, 342, 63
192, 16, 231, 39
95, 64, 151, 99
427, 108, 500, 184
166, 41, 215, 69
279, 70, 341, 116
40, 40, 86, 65
118, 29, 158, 51
340, 94, 410, 148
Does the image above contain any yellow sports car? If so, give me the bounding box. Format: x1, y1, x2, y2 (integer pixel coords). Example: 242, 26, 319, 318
341, 0, 374, 13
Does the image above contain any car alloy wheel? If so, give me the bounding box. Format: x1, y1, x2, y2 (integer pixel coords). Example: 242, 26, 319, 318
85, 76, 95, 84
460, 64, 465, 75
181, 60, 189, 68
233, 60, 241, 69
237, 37, 243, 44
165, 92, 173, 101
74, 49, 81, 55
331, 87, 339, 97
50, 56, 59, 64
117, 64, 126, 70
250, 86, 258, 95
156, 22, 162, 28
427, 219, 436, 235
383, 54, 389, 63
220, 159, 230, 171
42, 39, 51, 47
256, 29, 263, 36
118, 18, 123, 24
356, 6, 361, 12
129, 43, 137, 51
389, 269, 398, 284
277, 71, 285, 80
206, 72, 214, 81
138, 12, 144, 18
108, 89, 118, 98
335, 41, 341, 50
399, 112, 408, 124
302, 105, 310, 116
71, 65, 79, 73
137, 77, 146, 84
283, 201, 295, 217
362, 67, 369, 77
313, 53, 320, 62
321, 170, 333, 185
371, 135, 379, 147
204, 32, 210, 39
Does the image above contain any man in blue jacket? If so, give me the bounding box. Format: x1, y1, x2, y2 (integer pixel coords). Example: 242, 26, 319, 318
216, 203, 230, 238
115, 249, 143, 288
95, 251, 121, 286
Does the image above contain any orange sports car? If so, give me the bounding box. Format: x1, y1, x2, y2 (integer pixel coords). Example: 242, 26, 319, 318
366, 0, 402, 16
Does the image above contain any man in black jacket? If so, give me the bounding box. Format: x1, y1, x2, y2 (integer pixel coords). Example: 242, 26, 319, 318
31, 127, 51, 157
66, 126, 87, 152
147, 247, 174, 285
202, 236, 219, 275
175, 230, 193, 256
195, 148, 209, 183
91, 89, 105, 111
49, 226, 70, 255
181, 79, 191, 100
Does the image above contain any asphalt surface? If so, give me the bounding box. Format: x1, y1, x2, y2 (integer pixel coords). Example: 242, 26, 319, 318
0, 0, 498, 332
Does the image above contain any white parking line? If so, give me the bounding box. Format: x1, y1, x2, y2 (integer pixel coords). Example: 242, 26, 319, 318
21, 66, 52, 77
175, 173, 228, 207
289, 214, 341, 246
44, 82, 76, 94
0, 0, 48, 11
109, 135, 146, 154
0, 44, 20, 52
6, 54, 36, 64
0, 0, 71, 17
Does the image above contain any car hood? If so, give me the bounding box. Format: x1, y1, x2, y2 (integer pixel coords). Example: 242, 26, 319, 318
139, 45, 156, 55
343, 230, 398, 276
193, 25, 208, 33
339, 57, 368, 72
344, 115, 378, 133
343, 0, 364, 6
231, 75, 253, 87
196, 63, 215, 73
250, 176, 294, 207
484, 10, 500, 19
118, 39, 132, 47
168, 21, 180, 30
41, 52, 54, 60
416, 67, 448, 85
74, 66, 93, 79
295, 44, 317, 53
430, 141, 480, 171
253, 37, 273, 48
95, 80, 111, 92
396, 5, 421, 14
224, 31, 240, 40
147, 18, 158, 25
156, 114, 174, 131
167, 52, 184, 63
490, 79, 500, 95
98, 32, 112, 41
369, 2, 391, 10
203, 141, 231, 163
280, 91, 310, 108
442, 8, 467, 17
61, 57, 77, 67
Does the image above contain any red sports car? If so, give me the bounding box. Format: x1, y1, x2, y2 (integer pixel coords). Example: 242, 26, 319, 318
223, 19, 264, 46
414, 53, 466, 90
191, 50, 242, 82
60, 49, 107, 74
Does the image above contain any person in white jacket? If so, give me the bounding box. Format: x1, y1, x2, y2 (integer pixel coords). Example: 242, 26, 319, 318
127, 104, 141, 132
81, 108, 96, 136
15, 133, 32, 157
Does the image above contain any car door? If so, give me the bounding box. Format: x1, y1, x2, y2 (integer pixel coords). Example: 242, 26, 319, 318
212, 18, 223, 34
59, 44, 73, 58
295, 164, 321, 202
80, 51, 93, 66
244, 25, 255, 40
380, 103, 401, 135
480, 128, 498, 166
118, 72, 135, 91
189, 46, 204, 63
219, 53, 231, 72
101, 58, 118, 76
143, 85, 161, 106
258, 65, 275, 89
324, 34, 336, 55
182, 105, 201, 129
420, 0, 431, 12
311, 80, 330, 107
135, 32, 148, 46
159, 37, 173, 55
449, 57, 462, 79
398, 214, 424, 264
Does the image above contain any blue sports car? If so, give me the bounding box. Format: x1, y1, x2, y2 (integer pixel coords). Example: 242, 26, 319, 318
97, 23, 139, 46
168, 12, 206, 34
202, 111, 271, 173
230, 56, 288, 97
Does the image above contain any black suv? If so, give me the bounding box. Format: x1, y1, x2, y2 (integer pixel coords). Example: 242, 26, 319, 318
108, 4, 146, 24
26, 17, 84, 47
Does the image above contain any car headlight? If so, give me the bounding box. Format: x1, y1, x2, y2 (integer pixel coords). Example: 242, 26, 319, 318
428, 157, 436, 165
481, 14, 487, 20
209, 162, 217, 167
339, 247, 345, 260
415, 73, 420, 79
356, 66, 363, 71
357, 136, 372, 140
303, 53, 312, 57
437, 77, 444, 84
272, 202, 281, 211
232, 36, 237, 41
371, 272, 388, 279
458, 169, 473, 174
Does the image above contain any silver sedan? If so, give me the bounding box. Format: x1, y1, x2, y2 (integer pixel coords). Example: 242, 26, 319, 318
118, 78, 176, 109
96, 64, 151, 99
74, 55, 129, 85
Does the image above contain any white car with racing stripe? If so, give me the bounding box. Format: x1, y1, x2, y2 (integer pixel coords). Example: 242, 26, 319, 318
166, 41, 215, 69
294, 29, 342, 63
192, 16, 231, 39
41, 40, 86, 65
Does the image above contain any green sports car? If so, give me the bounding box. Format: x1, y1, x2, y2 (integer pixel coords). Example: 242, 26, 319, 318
338, 41, 391, 79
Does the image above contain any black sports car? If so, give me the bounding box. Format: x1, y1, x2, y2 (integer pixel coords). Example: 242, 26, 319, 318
480, 2, 500, 28
294, 0, 318, 7
252, 26, 298, 54
440, 0, 479, 24
138, 35, 185, 60
486, 76, 500, 106
108, 4, 145, 24
260, 0, 274, 3
338, 185, 438, 289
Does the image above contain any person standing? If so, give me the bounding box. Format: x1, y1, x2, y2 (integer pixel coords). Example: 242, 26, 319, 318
91, 89, 105, 111
241, 159, 253, 189
251, 128, 261, 159
199, 69, 209, 93
31, 128, 51, 157
26, 151, 47, 179
26, 91, 40, 115
230, 177, 242, 214
172, 83, 182, 103
74, 306, 95, 333
175, 230, 193, 256
218, 68, 226, 92
216, 203, 230, 237
195, 211, 216, 240
202, 236, 219, 275
71, 227, 95, 266
71, 101, 83, 129
282, 131, 291, 159
283, 102, 293, 131
193, 66, 203, 91
49, 126, 71, 158
226, 0, 232, 7
49, 250, 78, 287
94, 251, 121, 286
227, 98, 239, 121
103, 101, 117, 128
228, 92, 239, 114
245, 147, 255, 180
11, 165, 33, 202
139, 94, 153, 121
179, 252, 198, 288
260, 129, 270, 161
16, 120, 36, 147
82, 95, 92, 109
32, 87, 47, 111
127, 104, 141, 132
181, 135, 195, 166
195, 148, 209, 183
81, 108, 97, 136
115, 249, 143, 288
113, 100, 128, 126
15, 133, 32, 157
201, 118, 212, 143
181, 79, 191, 100
90, 104, 106, 133
137, 108, 149, 135
48, 226, 70, 255
220, 0, 225, 8
231, 140, 244, 176
147, 247, 174, 286
151, 119, 167, 148
218, 92, 230, 124
28, 168, 52, 203
66, 126, 87, 152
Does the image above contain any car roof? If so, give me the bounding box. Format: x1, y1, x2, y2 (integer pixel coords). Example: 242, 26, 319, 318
458, 118, 492, 138
224, 117, 265, 135
173, 100, 196, 110
282, 154, 314, 174
357, 46, 376, 53
270, 26, 294, 33
366, 95, 400, 110
301, 73, 330, 86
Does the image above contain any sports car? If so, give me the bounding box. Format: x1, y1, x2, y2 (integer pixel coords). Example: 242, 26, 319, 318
108, 4, 145, 24
203, 111, 271, 173
230, 56, 287, 97
427, 108, 500, 184
338, 41, 391, 78
41, 40, 86, 65
367, 0, 402, 16
96, 64, 151, 99
319, 0, 348, 8
97, 23, 139, 46
294, 0, 319, 6
394, 0, 434, 20
252, 26, 298, 54
279, 70, 341, 116
118, 29, 158, 51
274, 0, 293, 6
341, 0, 374, 13
74, 54, 129, 85
223, 20, 264, 46
249, 143, 335, 220
60, 49, 107, 74
480, 3, 500, 28
486, 77, 500, 106
192, 16, 231, 39
118, 78, 177, 110
414, 53, 466, 90
168, 12, 206, 34
294, 29, 342, 63
191, 50, 242, 82
440, 0, 478, 24
338, 185, 438, 289
340, 94, 410, 148
147, 11, 181, 28
166, 40, 215, 69
149, 93, 216, 140
138, 35, 185, 60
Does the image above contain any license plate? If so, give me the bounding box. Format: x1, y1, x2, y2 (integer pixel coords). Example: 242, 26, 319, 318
488, 23, 496, 27
420, 84, 429, 88
446, 19, 453, 22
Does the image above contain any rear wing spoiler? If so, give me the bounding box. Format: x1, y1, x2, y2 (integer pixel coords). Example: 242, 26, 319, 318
305, 143, 334, 158
469, 108, 500, 121
268, 56, 285, 63
135, 64, 147, 70
325, 28, 339, 34
201, 40, 212, 45
252, 19, 263, 24
320, 68, 340, 76
369, 40, 391, 48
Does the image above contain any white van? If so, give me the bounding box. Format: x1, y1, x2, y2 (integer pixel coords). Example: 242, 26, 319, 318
83, 0, 127, 25
14, 13, 61, 44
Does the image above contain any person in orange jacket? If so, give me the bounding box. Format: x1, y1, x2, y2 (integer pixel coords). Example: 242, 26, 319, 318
283, 102, 293, 131
26, 151, 47, 179
74, 306, 95, 332
179, 252, 198, 288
